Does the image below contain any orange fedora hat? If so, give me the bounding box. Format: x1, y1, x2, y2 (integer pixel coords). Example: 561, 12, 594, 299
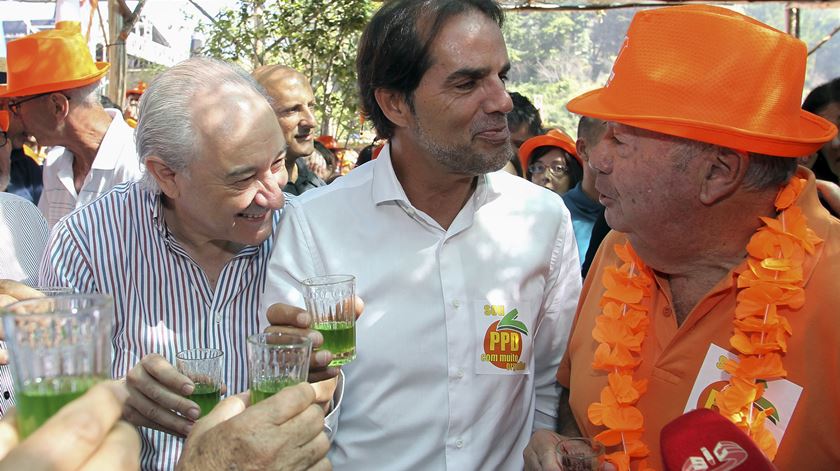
518, 129, 580, 171
566, 5, 837, 158
0, 26, 109, 98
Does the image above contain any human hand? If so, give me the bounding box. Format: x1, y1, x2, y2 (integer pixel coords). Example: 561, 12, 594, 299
123, 353, 201, 437
0, 381, 140, 470
304, 152, 328, 176
264, 296, 364, 385
0, 280, 44, 309
524, 429, 567, 471
0, 280, 46, 365
176, 382, 330, 471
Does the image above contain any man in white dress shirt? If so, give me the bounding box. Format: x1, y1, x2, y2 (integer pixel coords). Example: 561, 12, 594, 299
0, 25, 142, 228
261, 1, 581, 469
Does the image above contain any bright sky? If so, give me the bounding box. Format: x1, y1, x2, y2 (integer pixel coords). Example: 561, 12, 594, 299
0, 0, 237, 56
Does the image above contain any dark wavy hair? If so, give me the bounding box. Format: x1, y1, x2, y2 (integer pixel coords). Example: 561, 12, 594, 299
356, 0, 504, 139
802, 78, 840, 182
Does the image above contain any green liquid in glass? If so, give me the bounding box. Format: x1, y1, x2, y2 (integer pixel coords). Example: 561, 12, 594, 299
16, 376, 102, 438
313, 321, 356, 365
251, 378, 299, 404
187, 383, 220, 418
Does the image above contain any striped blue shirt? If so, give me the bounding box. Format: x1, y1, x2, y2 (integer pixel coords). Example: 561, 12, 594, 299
39, 181, 281, 471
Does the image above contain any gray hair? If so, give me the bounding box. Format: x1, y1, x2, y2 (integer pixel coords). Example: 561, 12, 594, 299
63, 81, 102, 107
665, 135, 797, 190
136, 57, 272, 193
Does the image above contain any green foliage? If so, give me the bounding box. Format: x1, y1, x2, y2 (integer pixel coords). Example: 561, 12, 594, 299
504, 5, 840, 137
504, 9, 637, 138
196, 0, 376, 141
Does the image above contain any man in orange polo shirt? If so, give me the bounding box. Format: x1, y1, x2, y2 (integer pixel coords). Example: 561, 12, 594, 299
524, 5, 839, 471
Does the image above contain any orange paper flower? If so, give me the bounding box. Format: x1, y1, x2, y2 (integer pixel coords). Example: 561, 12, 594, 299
591, 176, 821, 467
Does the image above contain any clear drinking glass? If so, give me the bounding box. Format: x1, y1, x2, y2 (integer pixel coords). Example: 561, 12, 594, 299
301, 275, 356, 366
247, 333, 311, 404
176, 348, 224, 418
1, 294, 113, 438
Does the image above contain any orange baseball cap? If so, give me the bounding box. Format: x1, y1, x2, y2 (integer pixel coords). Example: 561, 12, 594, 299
0, 25, 110, 98
566, 5, 837, 158
518, 129, 580, 172
0, 110, 9, 132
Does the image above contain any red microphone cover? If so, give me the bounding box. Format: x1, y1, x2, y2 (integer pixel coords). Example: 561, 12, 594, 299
660, 409, 777, 471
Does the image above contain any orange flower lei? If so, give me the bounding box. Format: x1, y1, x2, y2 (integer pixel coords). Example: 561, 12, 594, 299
588, 176, 821, 471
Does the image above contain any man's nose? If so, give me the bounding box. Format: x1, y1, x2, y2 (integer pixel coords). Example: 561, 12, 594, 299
254, 173, 285, 210
484, 77, 513, 115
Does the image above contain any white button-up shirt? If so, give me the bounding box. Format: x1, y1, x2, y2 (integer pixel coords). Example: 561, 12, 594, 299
38, 109, 142, 228
261, 145, 581, 470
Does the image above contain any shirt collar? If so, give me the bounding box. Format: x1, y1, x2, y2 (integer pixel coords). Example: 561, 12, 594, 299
148, 190, 263, 259
563, 182, 602, 215
91, 109, 132, 171
370, 142, 499, 209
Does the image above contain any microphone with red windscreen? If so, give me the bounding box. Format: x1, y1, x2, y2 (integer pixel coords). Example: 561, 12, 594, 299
660, 409, 777, 471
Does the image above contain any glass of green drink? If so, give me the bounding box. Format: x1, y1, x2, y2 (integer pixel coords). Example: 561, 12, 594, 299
1, 294, 113, 438
176, 348, 224, 418
301, 274, 356, 367
247, 333, 311, 405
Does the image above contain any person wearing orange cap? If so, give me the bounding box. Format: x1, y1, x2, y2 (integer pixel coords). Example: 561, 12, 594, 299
252, 65, 326, 195
0, 25, 142, 228
519, 128, 582, 196
123, 81, 146, 128
524, 5, 840, 471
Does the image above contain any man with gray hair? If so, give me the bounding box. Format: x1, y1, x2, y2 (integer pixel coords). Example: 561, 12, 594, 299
0, 25, 142, 228
39, 56, 331, 470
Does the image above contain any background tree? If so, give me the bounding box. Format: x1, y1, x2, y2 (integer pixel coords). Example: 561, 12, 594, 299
195, 0, 375, 142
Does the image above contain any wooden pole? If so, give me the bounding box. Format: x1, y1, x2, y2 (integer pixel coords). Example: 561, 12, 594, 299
106, 0, 126, 108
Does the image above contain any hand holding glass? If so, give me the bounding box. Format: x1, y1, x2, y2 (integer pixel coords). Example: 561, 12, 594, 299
302, 275, 356, 366
1, 294, 113, 438
176, 348, 223, 418
556, 437, 605, 471
248, 333, 311, 404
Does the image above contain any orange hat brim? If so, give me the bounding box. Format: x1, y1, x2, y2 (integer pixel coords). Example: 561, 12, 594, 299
0, 62, 109, 98
518, 131, 580, 172
567, 88, 836, 158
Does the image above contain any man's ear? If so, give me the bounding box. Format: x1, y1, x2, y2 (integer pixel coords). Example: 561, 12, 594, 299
575, 139, 588, 162
47, 92, 71, 122
144, 157, 181, 199
699, 147, 749, 205
374, 89, 413, 129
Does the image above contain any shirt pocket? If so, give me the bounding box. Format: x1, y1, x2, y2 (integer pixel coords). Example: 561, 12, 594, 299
472, 298, 538, 376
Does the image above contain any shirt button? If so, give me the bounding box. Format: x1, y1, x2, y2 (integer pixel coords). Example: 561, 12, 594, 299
452, 300, 460, 309
455, 439, 464, 449
456, 370, 464, 379
663, 307, 673, 317
2, 391, 8, 400
215, 311, 223, 323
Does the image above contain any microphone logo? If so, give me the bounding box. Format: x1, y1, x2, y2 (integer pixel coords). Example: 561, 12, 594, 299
681, 441, 748, 471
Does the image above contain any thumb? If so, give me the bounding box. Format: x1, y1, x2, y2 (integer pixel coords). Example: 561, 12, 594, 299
186, 393, 248, 444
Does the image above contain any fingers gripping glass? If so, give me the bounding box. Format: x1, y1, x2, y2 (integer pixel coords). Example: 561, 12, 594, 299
7, 92, 70, 115
528, 161, 569, 175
